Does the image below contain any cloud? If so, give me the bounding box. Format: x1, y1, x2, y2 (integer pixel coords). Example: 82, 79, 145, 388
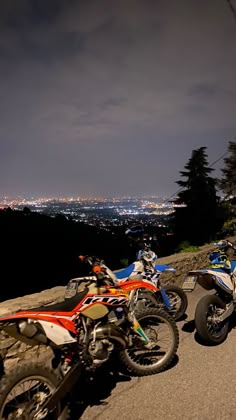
0, 0, 235, 197
189, 83, 217, 98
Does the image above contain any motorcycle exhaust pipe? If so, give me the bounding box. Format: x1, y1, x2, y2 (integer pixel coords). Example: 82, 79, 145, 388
18, 320, 48, 344
94, 324, 129, 348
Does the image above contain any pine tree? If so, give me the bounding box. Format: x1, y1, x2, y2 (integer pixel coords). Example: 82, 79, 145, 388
219, 140, 236, 198
172, 147, 223, 245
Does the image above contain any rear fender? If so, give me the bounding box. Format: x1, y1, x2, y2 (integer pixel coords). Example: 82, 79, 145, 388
186, 270, 215, 290
188, 269, 233, 292
0, 321, 46, 346
0, 315, 77, 346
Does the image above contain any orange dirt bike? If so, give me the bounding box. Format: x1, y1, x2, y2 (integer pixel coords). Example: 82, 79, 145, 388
0, 255, 179, 419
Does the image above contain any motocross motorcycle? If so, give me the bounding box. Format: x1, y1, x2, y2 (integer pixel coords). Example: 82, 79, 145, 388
115, 245, 188, 321
65, 246, 188, 321
183, 239, 236, 345
0, 256, 179, 419
123, 226, 187, 320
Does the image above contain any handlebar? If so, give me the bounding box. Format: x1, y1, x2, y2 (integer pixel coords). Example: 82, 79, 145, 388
213, 240, 236, 252
78, 255, 104, 266
78, 255, 118, 287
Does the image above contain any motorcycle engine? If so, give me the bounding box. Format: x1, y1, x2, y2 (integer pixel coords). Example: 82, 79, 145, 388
88, 339, 114, 365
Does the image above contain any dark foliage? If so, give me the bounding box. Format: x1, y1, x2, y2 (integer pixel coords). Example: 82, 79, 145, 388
171, 147, 224, 245
218, 140, 236, 198
0, 208, 175, 301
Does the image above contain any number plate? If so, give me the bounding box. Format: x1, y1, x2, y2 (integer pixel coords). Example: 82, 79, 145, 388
64, 276, 96, 299
64, 280, 79, 299
182, 275, 197, 291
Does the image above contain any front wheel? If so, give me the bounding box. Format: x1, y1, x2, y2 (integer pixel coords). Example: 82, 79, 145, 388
135, 291, 159, 311
195, 294, 229, 345
119, 308, 179, 376
162, 285, 188, 321
0, 363, 67, 419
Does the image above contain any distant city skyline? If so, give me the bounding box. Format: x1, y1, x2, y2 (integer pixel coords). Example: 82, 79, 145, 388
0, 1, 235, 198
0, 195, 180, 229
0, 193, 175, 205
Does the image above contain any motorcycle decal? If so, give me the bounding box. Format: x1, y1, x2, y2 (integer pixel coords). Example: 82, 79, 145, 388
80, 295, 128, 308
215, 276, 232, 291
0, 311, 76, 322
132, 318, 150, 344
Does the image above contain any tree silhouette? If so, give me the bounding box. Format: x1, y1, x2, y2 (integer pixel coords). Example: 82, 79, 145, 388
172, 147, 223, 245
218, 140, 236, 235
219, 140, 236, 199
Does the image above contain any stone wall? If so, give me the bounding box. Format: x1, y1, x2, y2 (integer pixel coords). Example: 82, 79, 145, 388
0, 237, 235, 373
0, 287, 65, 372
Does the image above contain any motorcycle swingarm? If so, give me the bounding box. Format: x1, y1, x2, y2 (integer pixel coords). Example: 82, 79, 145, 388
37, 361, 83, 417
218, 302, 234, 322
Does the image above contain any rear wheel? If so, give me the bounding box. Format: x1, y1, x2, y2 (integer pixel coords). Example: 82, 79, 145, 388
119, 308, 179, 376
195, 294, 229, 345
0, 363, 67, 419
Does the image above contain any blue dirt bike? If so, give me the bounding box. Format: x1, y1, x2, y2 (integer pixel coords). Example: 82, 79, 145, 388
114, 246, 188, 321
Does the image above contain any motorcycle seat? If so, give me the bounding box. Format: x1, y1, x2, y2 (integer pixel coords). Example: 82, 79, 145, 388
155, 264, 176, 273
27, 288, 89, 313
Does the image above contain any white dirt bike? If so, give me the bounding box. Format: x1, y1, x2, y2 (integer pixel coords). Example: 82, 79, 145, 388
183, 239, 236, 345
65, 247, 188, 321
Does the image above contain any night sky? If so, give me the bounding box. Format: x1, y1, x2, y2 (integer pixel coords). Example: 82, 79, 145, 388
0, 0, 236, 199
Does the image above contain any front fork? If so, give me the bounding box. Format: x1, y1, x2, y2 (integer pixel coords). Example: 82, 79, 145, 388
126, 308, 151, 347
146, 278, 172, 310
128, 289, 157, 347
159, 288, 172, 310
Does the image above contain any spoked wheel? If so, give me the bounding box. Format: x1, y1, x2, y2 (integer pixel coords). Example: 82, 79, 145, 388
162, 285, 188, 321
195, 294, 229, 345
119, 308, 179, 376
0, 363, 66, 419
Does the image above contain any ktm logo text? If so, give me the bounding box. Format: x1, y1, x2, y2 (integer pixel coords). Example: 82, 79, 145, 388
82, 296, 127, 307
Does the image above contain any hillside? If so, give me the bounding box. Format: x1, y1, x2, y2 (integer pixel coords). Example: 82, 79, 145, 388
1, 207, 234, 302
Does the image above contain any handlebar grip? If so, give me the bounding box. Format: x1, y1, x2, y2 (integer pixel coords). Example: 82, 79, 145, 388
78, 255, 102, 265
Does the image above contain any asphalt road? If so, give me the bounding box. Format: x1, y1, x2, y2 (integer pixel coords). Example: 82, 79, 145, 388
71, 285, 236, 420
